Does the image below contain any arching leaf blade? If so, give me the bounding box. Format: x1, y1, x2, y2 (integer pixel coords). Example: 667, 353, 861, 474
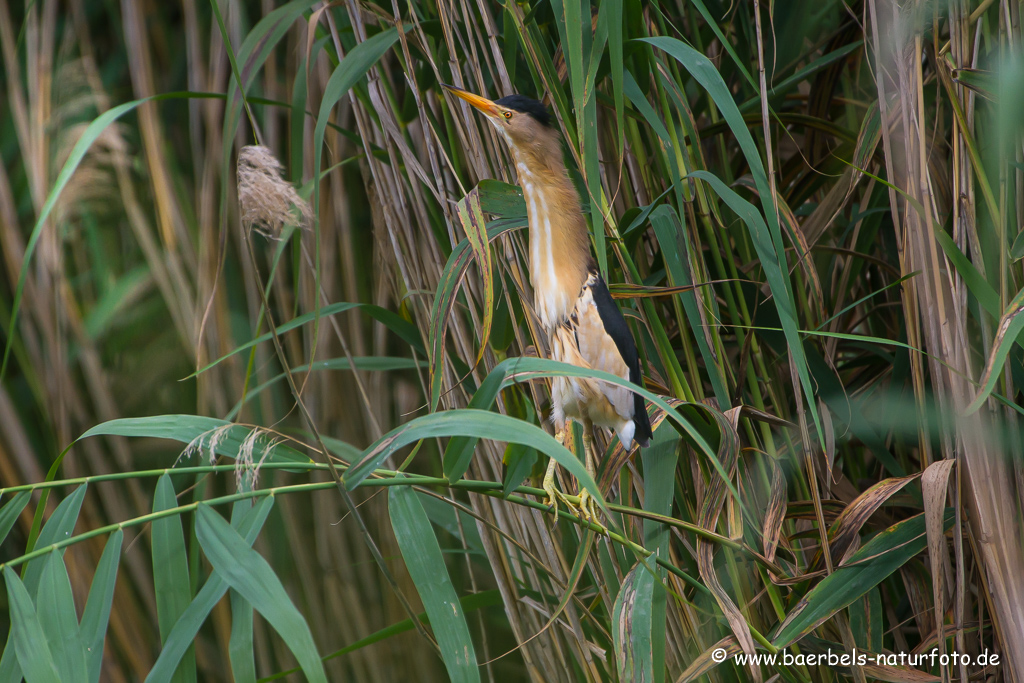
312, 28, 400, 229
186, 301, 423, 379
967, 288, 1024, 413
1, 98, 151, 383
79, 416, 310, 466
346, 410, 600, 512
456, 190, 494, 372
428, 220, 523, 411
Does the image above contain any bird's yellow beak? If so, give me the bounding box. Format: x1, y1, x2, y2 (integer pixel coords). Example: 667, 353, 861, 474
441, 83, 501, 118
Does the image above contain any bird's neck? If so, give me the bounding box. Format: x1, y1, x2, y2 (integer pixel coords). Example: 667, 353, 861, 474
512, 150, 593, 332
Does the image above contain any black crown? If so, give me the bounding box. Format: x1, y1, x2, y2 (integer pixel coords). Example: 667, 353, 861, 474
494, 95, 551, 127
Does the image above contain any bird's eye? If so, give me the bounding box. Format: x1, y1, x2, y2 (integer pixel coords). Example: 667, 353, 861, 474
503, 111, 513, 119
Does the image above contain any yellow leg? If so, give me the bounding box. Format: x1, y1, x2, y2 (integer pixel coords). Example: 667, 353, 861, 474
542, 456, 562, 515
543, 422, 571, 516
576, 419, 604, 529
543, 419, 603, 530
554, 422, 566, 446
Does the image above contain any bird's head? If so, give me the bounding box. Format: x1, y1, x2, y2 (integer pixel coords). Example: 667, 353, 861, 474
441, 84, 554, 153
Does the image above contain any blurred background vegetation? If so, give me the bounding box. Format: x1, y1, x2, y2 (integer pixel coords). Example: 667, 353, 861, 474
1, 0, 1023, 681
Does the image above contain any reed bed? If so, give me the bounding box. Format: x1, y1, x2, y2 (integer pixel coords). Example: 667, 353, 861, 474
1, 0, 1022, 681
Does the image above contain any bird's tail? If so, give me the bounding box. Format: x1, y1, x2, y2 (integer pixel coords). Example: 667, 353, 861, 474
633, 393, 652, 448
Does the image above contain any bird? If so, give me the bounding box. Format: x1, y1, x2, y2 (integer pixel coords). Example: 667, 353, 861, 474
442, 83, 652, 522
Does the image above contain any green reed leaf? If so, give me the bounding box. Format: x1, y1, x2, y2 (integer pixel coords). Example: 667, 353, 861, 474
641, 36, 821, 442
773, 509, 954, 649
24, 485, 88, 595
152, 475, 196, 683
389, 484, 480, 683
81, 530, 122, 683
347, 409, 601, 511
194, 504, 326, 683
37, 553, 87, 683
967, 288, 1024, 413
4, 566, 61, 683
613, 560, 657, 682
0, 97, 153, 383
187, 301, 423, 379
79, 415, 309, 465
0, 492, 30, 548
146, 497, 273, 683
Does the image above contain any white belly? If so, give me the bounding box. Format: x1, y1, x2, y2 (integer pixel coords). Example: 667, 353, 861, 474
547, 284, 637, 449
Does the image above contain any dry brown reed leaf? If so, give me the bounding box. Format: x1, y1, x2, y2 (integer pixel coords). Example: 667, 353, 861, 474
675, 636, 742, 683
826, 474, 921, 567
696, 406, 760, 679
922, 458, 956, 673
237, 145, 311, 238
762, 456, 787, 582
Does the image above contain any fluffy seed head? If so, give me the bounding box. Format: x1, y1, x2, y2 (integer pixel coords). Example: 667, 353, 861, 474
237, 145, 311, 238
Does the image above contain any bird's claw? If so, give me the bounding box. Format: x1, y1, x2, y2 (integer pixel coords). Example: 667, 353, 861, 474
541, 485, 606, 532
542, 479, 572, 521
576, 488, 605, 531
544, 422, 604, 531
542, 475, 597, 527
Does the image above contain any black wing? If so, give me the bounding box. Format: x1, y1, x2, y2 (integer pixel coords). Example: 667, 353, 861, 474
588, 275, 653, 448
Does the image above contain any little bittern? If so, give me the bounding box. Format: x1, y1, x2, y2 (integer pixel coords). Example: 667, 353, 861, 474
443, 84, 652, 522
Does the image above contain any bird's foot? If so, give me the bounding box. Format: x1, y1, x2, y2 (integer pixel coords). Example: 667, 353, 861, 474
542, 466, 571, 518
542, 476, 605, 532
576, 488, 605, 532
